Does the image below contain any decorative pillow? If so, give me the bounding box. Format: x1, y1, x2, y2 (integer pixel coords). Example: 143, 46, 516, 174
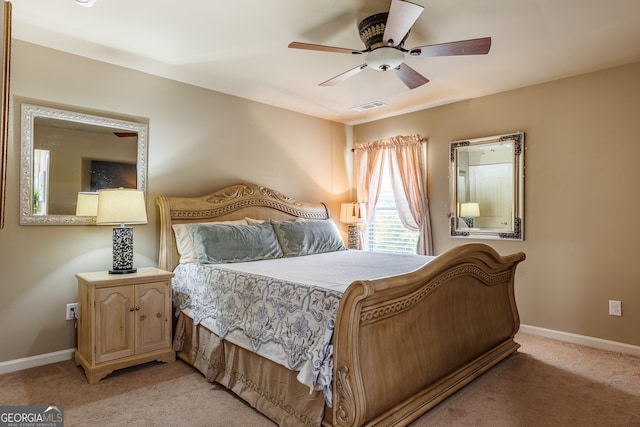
187, 222, 283, 264
270, 219, 346, 257
173, 220, 248, 263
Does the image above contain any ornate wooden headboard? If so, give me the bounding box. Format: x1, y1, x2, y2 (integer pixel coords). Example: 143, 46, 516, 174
155, 183, 330, 271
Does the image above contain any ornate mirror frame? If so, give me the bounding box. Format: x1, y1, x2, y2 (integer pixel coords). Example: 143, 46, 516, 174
20, 104, 148, 225
449, 132, 524, 240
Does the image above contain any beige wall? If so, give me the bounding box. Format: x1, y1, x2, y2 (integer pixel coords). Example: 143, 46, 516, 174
354, 61, 640, 347
0, 41, 352, 362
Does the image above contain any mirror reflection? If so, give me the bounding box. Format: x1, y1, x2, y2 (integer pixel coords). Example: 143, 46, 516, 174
449, 132, 524, 240
21, 104, 148, 225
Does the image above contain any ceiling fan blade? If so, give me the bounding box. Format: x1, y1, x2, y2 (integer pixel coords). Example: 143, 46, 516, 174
392, 63, 429, 89
408, 37, 492, 57
383, 0, 424, 47
320, 64, 368, 86
288, 42, 364, 55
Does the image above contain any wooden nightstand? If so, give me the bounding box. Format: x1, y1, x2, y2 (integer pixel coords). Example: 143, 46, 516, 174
74, 267, 175, 383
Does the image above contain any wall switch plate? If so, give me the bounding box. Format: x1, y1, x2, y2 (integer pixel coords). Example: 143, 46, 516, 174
66, 303, 78, 320
608, 300, 622, 316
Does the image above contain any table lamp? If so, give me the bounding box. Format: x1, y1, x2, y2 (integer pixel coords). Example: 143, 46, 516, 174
96, 188, 147, 274
340, 202, 367, 249
459, 202, 480, 228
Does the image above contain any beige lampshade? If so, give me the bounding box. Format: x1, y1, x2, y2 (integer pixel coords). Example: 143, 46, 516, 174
460, 202, 480, 218
75, 192, 99, 216
340, 202, 367, 224
96, 188, 148, 225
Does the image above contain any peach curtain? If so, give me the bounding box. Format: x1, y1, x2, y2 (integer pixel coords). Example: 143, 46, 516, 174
354, 141, 386, 250
353, 134, 432, 255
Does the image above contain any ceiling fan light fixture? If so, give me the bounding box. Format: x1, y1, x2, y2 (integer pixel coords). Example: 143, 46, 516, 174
365, 47, 405, 71
75, 0, 98, 7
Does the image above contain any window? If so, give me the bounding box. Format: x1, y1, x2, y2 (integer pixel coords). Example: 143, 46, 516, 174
366, 165, 419, 254
33, 149, 50, 215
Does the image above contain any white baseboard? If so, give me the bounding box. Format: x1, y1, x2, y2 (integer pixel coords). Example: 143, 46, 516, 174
0, 348, 75, 375
520, 324, 640, 358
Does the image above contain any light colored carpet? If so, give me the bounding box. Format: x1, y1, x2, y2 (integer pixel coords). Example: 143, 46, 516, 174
1, 332, 639, 426
409, 333, 640, 426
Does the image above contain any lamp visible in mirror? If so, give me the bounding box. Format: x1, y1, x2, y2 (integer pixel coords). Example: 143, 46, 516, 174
340, 202, 367, 249
459, 202, 480, 228
75, 192, 98, 216
96, 188, 147, 274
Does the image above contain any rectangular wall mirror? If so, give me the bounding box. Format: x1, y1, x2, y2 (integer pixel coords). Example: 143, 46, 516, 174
20, 103, 148, 225
449, 132, 524, 240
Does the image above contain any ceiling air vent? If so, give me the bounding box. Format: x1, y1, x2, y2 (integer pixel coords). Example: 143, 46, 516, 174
351, 101, 387, 112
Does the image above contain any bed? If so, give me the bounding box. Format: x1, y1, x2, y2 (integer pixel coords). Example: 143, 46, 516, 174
156, 183, 525, 427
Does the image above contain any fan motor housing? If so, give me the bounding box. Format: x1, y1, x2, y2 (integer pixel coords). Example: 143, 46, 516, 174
358, 12, 409, 50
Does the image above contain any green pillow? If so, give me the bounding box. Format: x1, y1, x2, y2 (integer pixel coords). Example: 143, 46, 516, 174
187, 222, 283, 263
270, 219, 346, 257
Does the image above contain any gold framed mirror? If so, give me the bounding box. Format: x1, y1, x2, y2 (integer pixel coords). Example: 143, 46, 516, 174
449, 132, 524, 240
0, 1, 11, 229
20, 104, 148, 225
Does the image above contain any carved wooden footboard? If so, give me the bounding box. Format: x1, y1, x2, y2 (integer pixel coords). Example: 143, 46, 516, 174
331, 243, 525, 426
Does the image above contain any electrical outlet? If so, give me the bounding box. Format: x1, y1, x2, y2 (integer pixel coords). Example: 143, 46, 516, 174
66, 303, 78, 320
608, 300, 622, 317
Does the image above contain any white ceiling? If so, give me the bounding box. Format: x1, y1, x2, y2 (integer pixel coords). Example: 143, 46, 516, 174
10, 0, 640, 125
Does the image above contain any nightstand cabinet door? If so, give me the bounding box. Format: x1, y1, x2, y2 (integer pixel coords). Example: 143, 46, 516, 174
95, 286, 136, 363
135, 281, 172, 354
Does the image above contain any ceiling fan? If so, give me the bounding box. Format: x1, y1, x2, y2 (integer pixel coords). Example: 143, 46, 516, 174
288, 0, 491, 90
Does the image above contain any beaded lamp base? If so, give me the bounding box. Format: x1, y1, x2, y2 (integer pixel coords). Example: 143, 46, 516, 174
347, 224, 359, 250
110, 226, 136, 274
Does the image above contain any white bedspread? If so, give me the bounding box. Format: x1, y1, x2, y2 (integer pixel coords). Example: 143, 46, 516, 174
172, 250, 433, 405
220, 250, 433, 290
